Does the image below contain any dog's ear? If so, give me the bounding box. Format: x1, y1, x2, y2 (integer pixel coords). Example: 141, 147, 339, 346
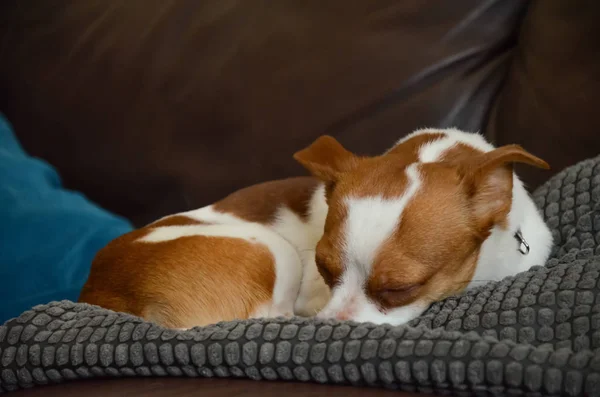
459, 144, 549, 235
293, 135, 360, 183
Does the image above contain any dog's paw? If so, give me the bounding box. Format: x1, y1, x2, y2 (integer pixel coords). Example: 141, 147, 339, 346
294, 283, 331, 317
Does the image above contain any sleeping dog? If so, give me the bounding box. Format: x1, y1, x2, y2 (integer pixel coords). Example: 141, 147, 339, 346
79, 129, 553, 327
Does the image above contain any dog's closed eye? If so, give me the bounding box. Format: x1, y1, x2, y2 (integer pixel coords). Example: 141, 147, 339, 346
316, 257, 338, 287
377, 284, 421, 307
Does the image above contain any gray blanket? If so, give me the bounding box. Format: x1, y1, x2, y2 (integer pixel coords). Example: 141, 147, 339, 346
2, 156, 600, 396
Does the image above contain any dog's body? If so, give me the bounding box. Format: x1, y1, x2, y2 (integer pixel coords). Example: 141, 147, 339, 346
79, 129, 553, 327
79, 177, 331, 328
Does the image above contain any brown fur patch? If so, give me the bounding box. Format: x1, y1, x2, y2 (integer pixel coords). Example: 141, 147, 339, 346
438, 143, 512, 232
437, 141, 481, 164
148, 215, 206, 227
293, 136, 361, 184
364, 141, 549, 309
79, 215, 276, 328
312, 133, 449, 288
367, 162, 481, 308
213, 177, 321, 223
439, 142, 549, 234
385, 132, 447, 160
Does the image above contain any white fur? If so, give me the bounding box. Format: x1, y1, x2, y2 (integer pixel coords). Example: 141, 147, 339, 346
471, 181, 553, 288
268, 184, 332, 316
394, 127, 494, 155
342, 164, 421, 274
316, 256, 428, 326
316, 164, 424, 325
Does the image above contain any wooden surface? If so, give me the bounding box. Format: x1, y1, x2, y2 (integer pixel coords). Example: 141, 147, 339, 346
10, 378, 426, 396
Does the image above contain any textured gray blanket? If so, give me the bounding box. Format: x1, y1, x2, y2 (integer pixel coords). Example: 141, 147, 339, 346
2, 156, 600, 396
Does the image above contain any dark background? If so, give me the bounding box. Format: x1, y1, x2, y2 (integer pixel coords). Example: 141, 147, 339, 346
1, 0, 598, 228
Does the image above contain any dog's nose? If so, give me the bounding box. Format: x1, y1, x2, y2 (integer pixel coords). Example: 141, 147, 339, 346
335, 310, 353, 321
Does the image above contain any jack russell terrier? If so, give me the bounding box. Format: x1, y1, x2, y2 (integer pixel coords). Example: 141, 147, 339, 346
79, 129, 553, 328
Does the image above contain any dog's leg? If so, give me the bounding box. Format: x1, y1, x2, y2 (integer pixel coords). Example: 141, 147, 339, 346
293, 256, 331, 317
257, 231, 304, 319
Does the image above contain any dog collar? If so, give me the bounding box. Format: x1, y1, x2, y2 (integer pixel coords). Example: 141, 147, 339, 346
514, 229, 530, 255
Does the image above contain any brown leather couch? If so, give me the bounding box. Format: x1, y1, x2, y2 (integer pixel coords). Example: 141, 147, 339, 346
1, 1, 599, 395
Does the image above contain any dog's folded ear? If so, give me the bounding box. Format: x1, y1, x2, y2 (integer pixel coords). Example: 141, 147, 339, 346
293, 135, 360, 183
459, 145, 550, 235
471, 144, 550, 172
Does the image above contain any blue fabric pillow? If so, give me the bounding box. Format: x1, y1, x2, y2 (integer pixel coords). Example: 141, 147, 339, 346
0, 114, 133, 323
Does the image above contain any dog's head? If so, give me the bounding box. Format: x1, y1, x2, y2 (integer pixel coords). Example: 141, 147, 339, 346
294, 130, 549, 325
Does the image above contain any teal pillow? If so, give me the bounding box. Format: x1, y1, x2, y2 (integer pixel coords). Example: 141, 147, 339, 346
0, 114, 133, 323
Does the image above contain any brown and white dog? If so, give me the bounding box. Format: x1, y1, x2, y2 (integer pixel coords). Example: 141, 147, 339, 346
79, 129, 553, 328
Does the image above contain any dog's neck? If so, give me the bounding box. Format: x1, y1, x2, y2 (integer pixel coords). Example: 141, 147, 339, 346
469, 176, 553, 289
